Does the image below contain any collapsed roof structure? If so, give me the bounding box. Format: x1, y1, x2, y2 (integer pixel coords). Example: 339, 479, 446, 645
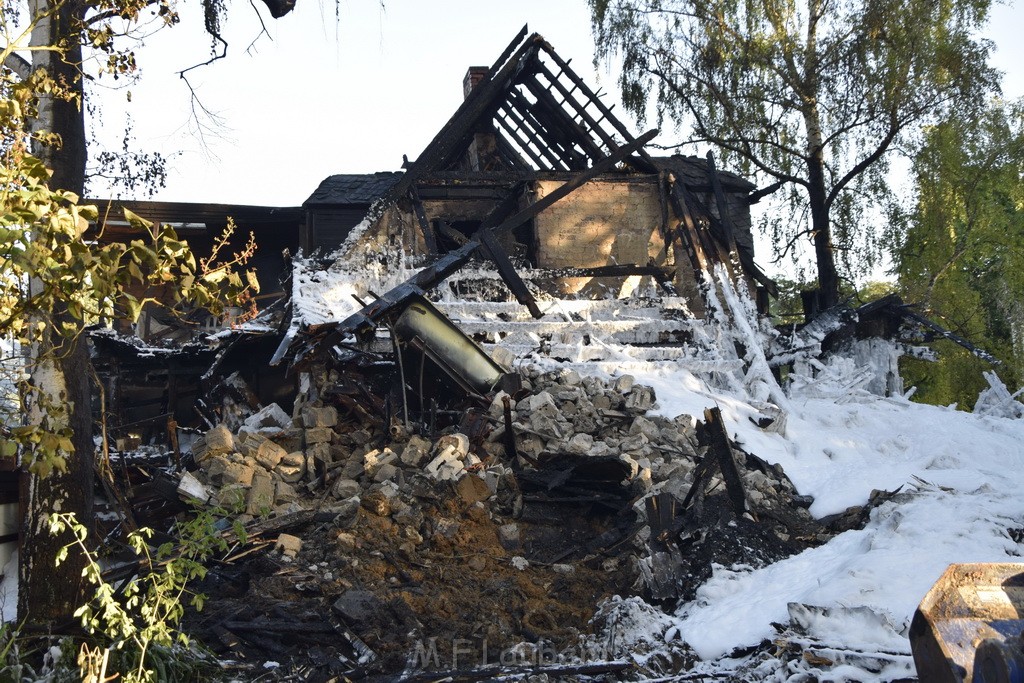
279, 30, 777, 377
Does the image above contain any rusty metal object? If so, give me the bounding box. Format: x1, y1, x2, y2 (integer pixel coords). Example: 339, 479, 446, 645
910, 563, 1024, 683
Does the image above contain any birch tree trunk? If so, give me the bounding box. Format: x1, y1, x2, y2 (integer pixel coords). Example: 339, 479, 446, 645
18, 0, 94, 629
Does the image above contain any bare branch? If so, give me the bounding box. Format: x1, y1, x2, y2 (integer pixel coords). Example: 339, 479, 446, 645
3, 49, 31, 79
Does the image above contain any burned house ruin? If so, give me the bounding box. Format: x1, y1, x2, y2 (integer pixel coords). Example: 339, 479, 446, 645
0, 25, 1002, 682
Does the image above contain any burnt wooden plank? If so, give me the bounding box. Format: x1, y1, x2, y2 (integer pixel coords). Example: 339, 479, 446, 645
479, 228, 542, 318
706, 151, 740, 257
700, 407, 747, 517
408, 186, 438, 253
496, 102, 567, 170
494, 111, 551, 168
519, 77, 593, 169
538, 40, 660, 173
532, 59, 614, 159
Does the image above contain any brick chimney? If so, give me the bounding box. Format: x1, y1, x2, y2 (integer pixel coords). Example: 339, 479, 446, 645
462, 66, 499, 171
463, 66, 489, 99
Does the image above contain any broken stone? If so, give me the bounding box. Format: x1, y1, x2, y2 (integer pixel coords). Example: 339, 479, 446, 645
529, 414, 564, 439
524, 391, 558, 419
625, 385, 656, 413
434, 518, 460, 539
201, 424, 235, 457
216, 484, 246, 512
243, 403, 292, 433
331, 478, 361, 500
177, 471, 210, 503
274, 451, 306, 483
253, 439, 287, 471
361, 490, 390, 517
373, 463, 398, 483
456, 474, 491, 505
614, 374, 636, 394
435, 433, 469, 459
497, 523, 520, 551
302, 404, 338, 429
490, 346, 516, 370
220, 461, 255, 487
566, 433, 594, 455
340, 454, 364, 480
274, 480, 298, 503
400, 435, 432, 467
305, 427, 334, 444
237, 430, 268, 459
630, 416, 661, 441
308, 442, 332, 465
246, 471, 275, 515
559, 369, 583, 386
273, 427, 305, 454
332, 590, 385, 629
322, 497, 360, 521
516, 432, 544, 458
335, 531, 358, 552
275, 533, 302, 558
488, 390, 512, 419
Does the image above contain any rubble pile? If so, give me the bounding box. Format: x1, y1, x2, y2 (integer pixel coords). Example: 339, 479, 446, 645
172, 365, 833, 679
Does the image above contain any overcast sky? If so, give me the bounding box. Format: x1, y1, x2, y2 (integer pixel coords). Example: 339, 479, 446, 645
87, 0, 1024, 281
88, 1, 602, 205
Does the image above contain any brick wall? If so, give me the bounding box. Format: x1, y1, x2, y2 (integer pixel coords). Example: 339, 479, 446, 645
533, 178, 664, 270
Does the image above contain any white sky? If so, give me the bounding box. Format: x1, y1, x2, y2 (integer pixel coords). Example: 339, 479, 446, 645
87, 0, 1024, 278
89, 0, 605, 206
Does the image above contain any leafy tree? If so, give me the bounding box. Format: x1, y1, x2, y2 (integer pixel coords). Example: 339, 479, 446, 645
3, 0, 290, 628
589, 0, 998, 307
891, 101, 1024, 406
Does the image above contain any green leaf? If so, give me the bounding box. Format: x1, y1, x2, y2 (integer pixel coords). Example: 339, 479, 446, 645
245, 270, 260, 293
123, 208, 154, 231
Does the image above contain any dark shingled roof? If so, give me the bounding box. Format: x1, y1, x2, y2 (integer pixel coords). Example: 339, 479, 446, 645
650, 155, 756, 193
304, 172, 404, 207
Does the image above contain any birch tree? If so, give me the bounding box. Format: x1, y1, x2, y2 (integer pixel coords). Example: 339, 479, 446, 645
590, 0, 998, 307
3, 0, 289, 628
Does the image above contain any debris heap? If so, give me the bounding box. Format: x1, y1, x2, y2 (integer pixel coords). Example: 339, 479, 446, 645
172, 365, 829, 679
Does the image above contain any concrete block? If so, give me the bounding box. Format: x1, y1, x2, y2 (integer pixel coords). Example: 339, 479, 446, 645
246, 471, 275, 515
302, 404, 338, 429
